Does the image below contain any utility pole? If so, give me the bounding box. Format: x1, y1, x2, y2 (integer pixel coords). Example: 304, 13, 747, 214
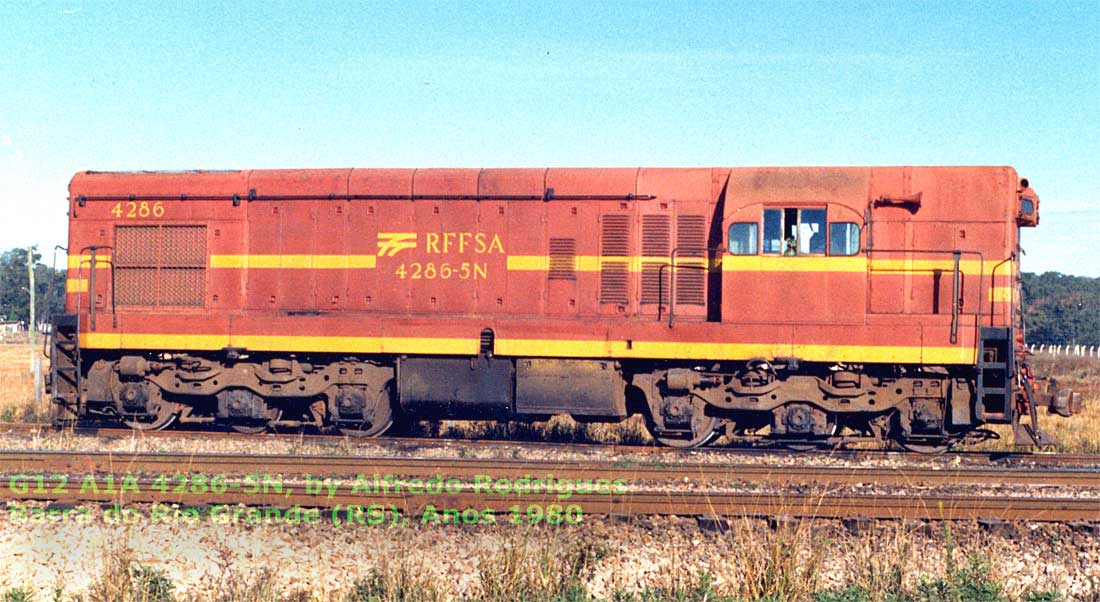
27, 246, 41, 405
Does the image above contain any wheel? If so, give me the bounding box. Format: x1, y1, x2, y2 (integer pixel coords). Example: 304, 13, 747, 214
120, 387, 178, 431
331, 382, 396, 438
778, 441, 822, 452
216, 388, 282, 434
772, 409, 839, 452
895, 438, 953, 454
649, 399, 720, 449
229, 408, 283, 434
337, 402, 393, 438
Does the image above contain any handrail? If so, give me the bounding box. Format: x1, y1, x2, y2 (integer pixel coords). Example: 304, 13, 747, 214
78, 246, 116, 331
865, 247, 985, 346
667, 245, 710, 328
989, 256, 1015, 328
951, 251, 961, 344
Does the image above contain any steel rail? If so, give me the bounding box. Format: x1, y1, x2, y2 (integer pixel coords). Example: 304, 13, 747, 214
2, 422, 1097, 468
0, 450, 1096, 488
2, 477, 1096, 522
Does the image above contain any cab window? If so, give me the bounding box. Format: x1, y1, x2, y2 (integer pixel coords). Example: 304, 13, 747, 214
763, 209, 785, 254
829, 222, 860, 256
728, 223, 758, 255
798, 209, 826, 254
763, 208, 826, 255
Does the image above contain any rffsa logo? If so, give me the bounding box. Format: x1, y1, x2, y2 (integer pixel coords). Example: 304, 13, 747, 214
376, 233, 417, 257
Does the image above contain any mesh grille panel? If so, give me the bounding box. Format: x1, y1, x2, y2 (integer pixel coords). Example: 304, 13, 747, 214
161, 226, 207, 266
548, 238, 576, 281
115, 268, 158, 306
114, 226, 159, 265
114, 225, 207, 306
159, 268, 205, 306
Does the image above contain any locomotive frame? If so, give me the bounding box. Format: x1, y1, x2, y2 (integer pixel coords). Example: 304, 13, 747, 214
47, 166, 1077, 451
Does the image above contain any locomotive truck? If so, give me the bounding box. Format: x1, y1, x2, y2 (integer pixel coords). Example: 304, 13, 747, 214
48, 166, 1077, 450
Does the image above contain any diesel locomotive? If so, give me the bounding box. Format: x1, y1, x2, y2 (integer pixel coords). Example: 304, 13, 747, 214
48, 166, 1077, 450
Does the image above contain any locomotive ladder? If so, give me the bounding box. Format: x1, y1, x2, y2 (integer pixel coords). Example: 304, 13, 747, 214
975, 327, 1013, 424
47, 314, 82, 425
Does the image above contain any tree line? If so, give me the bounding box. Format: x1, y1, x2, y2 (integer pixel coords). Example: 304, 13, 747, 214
0, 247, 66, 327
0, 247, 1094, 346
1023, 271, 1099, 347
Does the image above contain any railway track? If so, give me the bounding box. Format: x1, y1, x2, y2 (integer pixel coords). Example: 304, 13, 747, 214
0, 450, 1096, 522
0, 449, 1097, 488
2, 478, 1096, 523
2, 421, 1098, 468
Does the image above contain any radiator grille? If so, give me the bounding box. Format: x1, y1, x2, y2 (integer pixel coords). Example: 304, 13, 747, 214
600, 215, 631, 304
675, 215, 707, 306
548, 238, 576, 281
114, 267, 157, 306
114, 226, 159, 265
115, 225, 207, 307
161, 226, 207, 265
159, 268, 206, 305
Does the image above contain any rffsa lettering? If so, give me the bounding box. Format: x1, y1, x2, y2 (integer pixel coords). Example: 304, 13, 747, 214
424, 232, 504, 254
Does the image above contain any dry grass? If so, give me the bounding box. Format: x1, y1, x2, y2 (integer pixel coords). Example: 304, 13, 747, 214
15, 519, 1087, 601
436, 414, 653, 446
977, 353, 1100, 453
0, 343, 47, 423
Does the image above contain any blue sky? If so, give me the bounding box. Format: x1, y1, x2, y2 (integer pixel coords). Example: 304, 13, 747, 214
1, 1, 1096, 275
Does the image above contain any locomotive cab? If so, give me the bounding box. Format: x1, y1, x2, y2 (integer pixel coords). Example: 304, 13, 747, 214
1017, 178, 1039, 227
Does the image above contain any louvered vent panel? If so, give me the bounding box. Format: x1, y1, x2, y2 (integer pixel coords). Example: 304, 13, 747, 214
114, 226, 159, 266
599, 263, 629, 304
675, 215, 707, 306
677, 215, 707, 257
641, 215, 670, 256
600, 214, 631, 304
601, 215, 630, 256
114, 225, 207, 307
641, 215, 670, 305
548, 238, 576, 281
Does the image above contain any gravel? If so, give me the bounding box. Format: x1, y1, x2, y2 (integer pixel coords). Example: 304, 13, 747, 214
1, 505, 1096, 600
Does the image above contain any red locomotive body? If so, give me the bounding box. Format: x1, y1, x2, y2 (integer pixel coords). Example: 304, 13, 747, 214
50, 166, 1058, 449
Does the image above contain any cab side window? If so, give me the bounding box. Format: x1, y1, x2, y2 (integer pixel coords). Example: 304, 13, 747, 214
739, 208, 860, 257
763, 209, 785, 254
763, 208, 826, 255
728, 223, 758, 255
829, 222, 860, 256
798, 209, 826, 254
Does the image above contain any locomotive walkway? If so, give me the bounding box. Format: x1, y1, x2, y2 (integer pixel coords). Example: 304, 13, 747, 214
0, 449, 1096, 522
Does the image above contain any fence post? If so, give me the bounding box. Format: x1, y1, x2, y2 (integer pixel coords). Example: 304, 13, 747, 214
27, 246, 41, 405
